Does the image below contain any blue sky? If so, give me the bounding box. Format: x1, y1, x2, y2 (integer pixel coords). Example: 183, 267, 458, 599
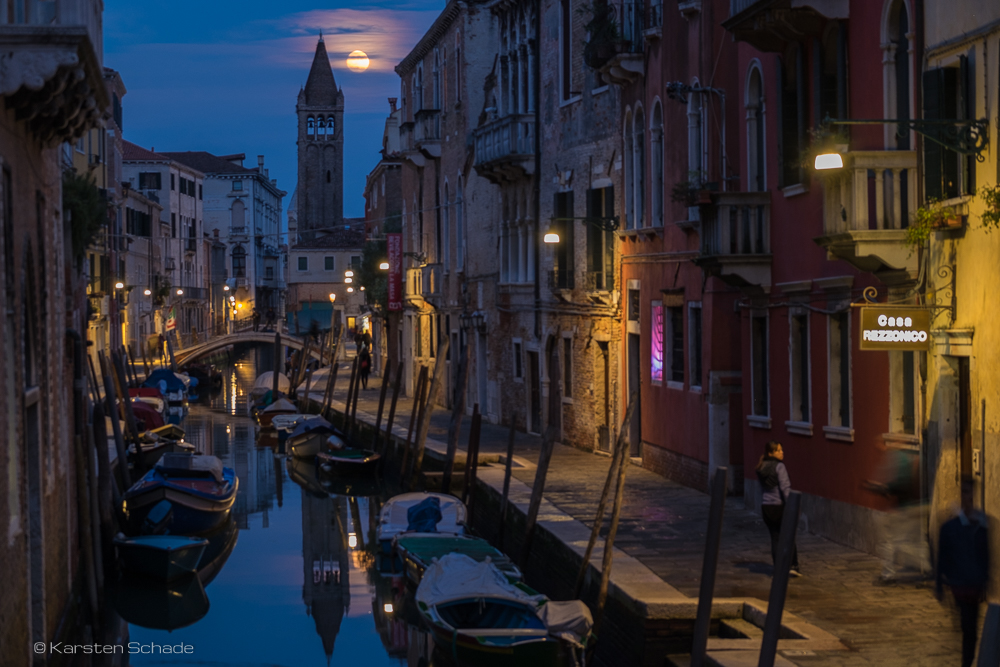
104, 0, 439, 219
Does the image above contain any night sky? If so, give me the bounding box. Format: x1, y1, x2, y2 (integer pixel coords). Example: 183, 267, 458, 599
104, 0, 439, 220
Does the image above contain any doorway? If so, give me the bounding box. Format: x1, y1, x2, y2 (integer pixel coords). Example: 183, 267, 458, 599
597, 341, 611, 452
627, 333, 641, 457
959, 357, 971, 479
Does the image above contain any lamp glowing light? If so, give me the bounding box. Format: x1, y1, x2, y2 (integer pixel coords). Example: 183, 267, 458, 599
346, 50, 370, 72
814, 153, 844, 170
347, 287, 354, 293
224, 285, 230, 291
384, 603, 394, 613
379, 261, 389, 270
176, 288, 184, 295
348, 533, 358, 548
543, 232, 560, 244
345, 277, 353, 283
345, 270, 354, 278
360, 286, 365, 291
143, 288, 152, 296
237, 302, 244, 309
329, 293, 337, 302
115, 281, 124, 289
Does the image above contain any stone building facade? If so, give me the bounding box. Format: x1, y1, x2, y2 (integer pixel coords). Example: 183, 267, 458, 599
296, 37, 345, 242
0, 0, 108, 663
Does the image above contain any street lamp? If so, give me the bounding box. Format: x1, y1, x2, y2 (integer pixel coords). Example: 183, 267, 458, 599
329, 293, 336, 302
144, 288, 152, 296
224, 285, 230, 291
379, 261, 389, 270
345, 270, 354, 278
543, 215, 620, 244
360, 286, 365, 291
345, 277, 353, 284
347, 287, 354, 293
176, 288, 184, 296
115, 281, 124, 289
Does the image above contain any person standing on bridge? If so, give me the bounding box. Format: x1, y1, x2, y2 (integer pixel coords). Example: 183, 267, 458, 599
252, 308, 261, 332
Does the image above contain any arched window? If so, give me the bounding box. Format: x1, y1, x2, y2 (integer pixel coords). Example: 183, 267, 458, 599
307, 116, 315, 136
634, 106, 645, 227
326, 170, 331, 184
231, 199, 245, 231
651, 102, 663, 227
882, 0, 911, 149
624, 110, 634, 229
317, 117, 326, 138
746, 65, 766, 192
327, 116, 335, 137
416, 65, 424, 111
433, 50, 442, 110
442, 181, 451, 271
455, 34, 462, 103
456, 176, 464, 270
232, 245, 246, 278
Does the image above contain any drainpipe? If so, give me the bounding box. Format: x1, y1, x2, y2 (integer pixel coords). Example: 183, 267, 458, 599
533, 0, 541, 341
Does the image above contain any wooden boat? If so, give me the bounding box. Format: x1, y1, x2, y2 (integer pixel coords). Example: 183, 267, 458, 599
250, 371, 290, 402
130, 400, 165, 431
121, 453, 238, 536
114, 535, 208, 581
256, 397, 298, 429
272, 413, 308, 443
128, 438, 195, 470
142, 369, 191, 403
415, 553, 592, 667
395, 533, 521, 585
287, 416, 338, 459
377, 492, 467, 555
196, 516, 239, 586
114, 571, 209, 631
316, 446, 381, 476
147, 423, 185, 440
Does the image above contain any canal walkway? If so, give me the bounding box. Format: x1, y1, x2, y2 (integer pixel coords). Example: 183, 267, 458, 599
308, 364, 966, 667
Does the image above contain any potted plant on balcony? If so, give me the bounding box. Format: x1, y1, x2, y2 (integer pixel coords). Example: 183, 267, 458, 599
671, 170, 711, 206
906, 199, 963, 252
581, 2, 623, 70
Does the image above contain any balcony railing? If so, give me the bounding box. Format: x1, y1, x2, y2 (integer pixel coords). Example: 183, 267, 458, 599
421, 263, 442, 299
185, 239, 197, 254
414, 109, 441, 144
229, 226, 248, 239
179, 286, 209, 300
473, 114, 535, 183
694, 192, 772, 289
815, 150, 918, 277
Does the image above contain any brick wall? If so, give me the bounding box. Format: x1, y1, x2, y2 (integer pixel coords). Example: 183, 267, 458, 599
642, 444, 710, 493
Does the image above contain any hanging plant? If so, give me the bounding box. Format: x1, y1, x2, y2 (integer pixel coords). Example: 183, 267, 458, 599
978, 183, 1000, 232
905, 199, 962, 252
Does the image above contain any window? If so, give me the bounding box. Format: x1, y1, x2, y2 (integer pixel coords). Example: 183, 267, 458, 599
560, 0, 572, 101
668, 306, 684, 383
817, 23, 848, 125
633, 107, 645, 226
790, 312, 810, 423
689, 303, 702, 389
298, 256, 308, 271
199, 184, 203, 200
924, 57, 975, 200
890, 351, 918, 435
442, 183, 450, 271
231, 200, 245, 230
265, 266, 273, 280
456, 177, 464, 270
751, 314, 769, 417
651, 302, 664, 384
171, 213, 176, 238
563, 337, 573, 398
513, 341, 523, 379
884, 0, 912, 151
170, 173, 175, 190
138, 172, 161, 190
350, 255, 361, 271
829, 312, 851, 428
324, 256, 334, 271
307, 116, 315, 136
433, 49, 441, 110
553, 191, 574, 289
628, 288, 640, 322
651, 103, 664, 226
455, 35, 462, 103
585, 187, 614, 290
232, 246, 246, 278
779, 45, 805, 187
746, 65, 766, 192
233, 180, 242, 191
624, 110, 634, 229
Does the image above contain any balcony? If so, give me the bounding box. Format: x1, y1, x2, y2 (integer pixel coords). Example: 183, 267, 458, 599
694, 192, 772, 290
723, 0, 847, 53
583, 2, 645, 85
814, 150, 918, 282
229, 226, 249, 241
414, 109, 442, 159
421, 263, 443, 307
184, 239, 197, 254
0, 24, 107, 147
473, 114, 535, 184
179, 286, 209, 300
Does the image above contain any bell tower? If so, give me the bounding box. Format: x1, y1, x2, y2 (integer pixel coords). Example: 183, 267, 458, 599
296, 36, 344, 241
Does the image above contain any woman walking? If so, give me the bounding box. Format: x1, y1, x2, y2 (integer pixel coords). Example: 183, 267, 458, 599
756, 440, 801, 577
358, 346, 371, 390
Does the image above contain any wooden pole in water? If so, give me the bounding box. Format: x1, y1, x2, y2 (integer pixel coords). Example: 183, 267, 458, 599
461, 404, 480, 504
497, 414, 517, 552
442, 340, 472, 495
574, 393, 638, 599
272, 332, 282, 396
691, 467, 729, 667
381, 361, 404, 457
321, 362, 340, 421
411, 338, 450, 487
300, 369, 313, 413
400, 366, 428, 479
373, 360, 392, 451
349, 359, 362, 438
464, 408, 482, 519
98, 352, 131, 488
140, 339, 150, 376
518, 423, 558, 569
112, 351, 143, 456
126, 346, 139, 387
758, 491, 802, 667
73, 433, 99, 625
343, 356, 359, 432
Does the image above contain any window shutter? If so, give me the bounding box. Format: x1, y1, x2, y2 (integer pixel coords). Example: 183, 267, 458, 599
922, 68, 945, 201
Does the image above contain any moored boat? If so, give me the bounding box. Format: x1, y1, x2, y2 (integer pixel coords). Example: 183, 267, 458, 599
287, 416, 338, 459
121, 453, 238, 536
316, 446, 381, 476
415, 553, 593, 667
395, 533, 521, 585
114, 571, 209, 631
256, 397, 298, 429
142, 369, 191, 403
377, 492, 467, 554
128, 438, 195, 470
114, 534, 208, 581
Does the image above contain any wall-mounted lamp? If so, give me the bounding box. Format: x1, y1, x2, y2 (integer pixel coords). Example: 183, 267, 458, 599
345, 270, 354, 278
224, 285, 230, 291
176, 288, 184, 296
379, 261, 389, 270
144, 288, 152, 296
115, 282, 125, 289
345, 277, 353, 283
329, 293, 337, 302
347, 287, 354, 293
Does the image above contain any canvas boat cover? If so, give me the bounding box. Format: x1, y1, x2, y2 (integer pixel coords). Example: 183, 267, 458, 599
289, 416, 335, 440
378, 492, 466, 542
538, 600, 593, 648
416, 553, 543, 610
407, 496, 442, 533
252, 372, 290, 394
261, 398, 297, 414
157, 454, 226, 484
143, 369, 188, 393
271, 414, 307, 432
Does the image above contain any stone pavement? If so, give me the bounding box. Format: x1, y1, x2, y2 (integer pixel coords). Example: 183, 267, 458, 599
312, 366, 968, 667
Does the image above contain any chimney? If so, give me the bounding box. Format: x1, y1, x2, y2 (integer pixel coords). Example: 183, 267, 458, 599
389, 97, 398, 113
264, 168, 269, 178
257, 155, 264, 173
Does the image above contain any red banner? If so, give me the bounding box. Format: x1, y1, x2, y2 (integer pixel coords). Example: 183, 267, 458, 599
387, 233, 402, 311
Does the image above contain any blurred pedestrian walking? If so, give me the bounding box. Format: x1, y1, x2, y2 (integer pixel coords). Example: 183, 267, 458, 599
756, 440, 801, 577
252, 308, 261, 332
358, 346, 371, 390
936, 477, 989, 667
864, 447, 930, 583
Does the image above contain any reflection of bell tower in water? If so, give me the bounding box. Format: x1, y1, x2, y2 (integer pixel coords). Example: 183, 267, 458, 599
302, 493, 350, 660
296, 35, 345, 242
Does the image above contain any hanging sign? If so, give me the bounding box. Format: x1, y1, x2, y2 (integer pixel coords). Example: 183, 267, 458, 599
859, 306, 931, 351
387, 233, 403, 311
166, 307, 177, 331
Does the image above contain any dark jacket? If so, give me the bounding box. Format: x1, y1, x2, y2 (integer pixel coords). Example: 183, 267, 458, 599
937, 510, 989, 592
757, 458, 792, 507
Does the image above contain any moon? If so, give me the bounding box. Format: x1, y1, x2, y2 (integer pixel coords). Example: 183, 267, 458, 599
347, 50, 370, 72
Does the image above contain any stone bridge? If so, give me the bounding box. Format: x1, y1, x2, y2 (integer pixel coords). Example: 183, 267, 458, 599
175, 331, 327, 366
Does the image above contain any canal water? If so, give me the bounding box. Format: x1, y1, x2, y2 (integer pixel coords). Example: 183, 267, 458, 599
122, 345, 441, 666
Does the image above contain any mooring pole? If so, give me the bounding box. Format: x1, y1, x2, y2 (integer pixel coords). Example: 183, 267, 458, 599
758, 491, 802, 667
411, 338, 450, 488
373, 360, 392, 452
464, 408, 483, 521
442, 340, 472, 494
691, 467, 729, 667
519, 423, 558, 569
461, 404, 481, 505
400, 366, 428, 478
272, 332, 282, 396
497, 414, 517, 551
382, 362, 404, 457
344, 356, 359, 432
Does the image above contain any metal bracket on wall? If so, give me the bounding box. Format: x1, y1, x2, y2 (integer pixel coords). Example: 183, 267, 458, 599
927, 264, 956, 327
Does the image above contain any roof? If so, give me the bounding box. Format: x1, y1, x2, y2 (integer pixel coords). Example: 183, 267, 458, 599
159, 151, 257, 176
396, 0, 462, 76
122, 140, 168, 163
292, 226, 365, 249
303, 37, 339, 106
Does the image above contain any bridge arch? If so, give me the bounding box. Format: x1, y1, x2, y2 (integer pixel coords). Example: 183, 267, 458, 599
175, 332, 328, 366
